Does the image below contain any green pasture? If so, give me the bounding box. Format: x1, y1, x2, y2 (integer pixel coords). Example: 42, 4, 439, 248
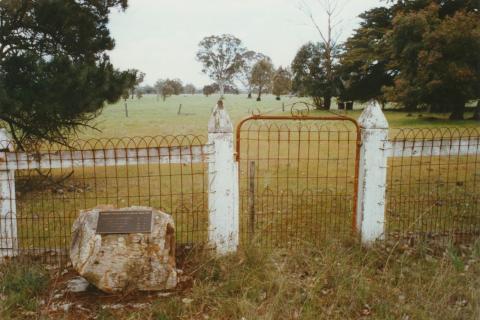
80, 94, 478, 139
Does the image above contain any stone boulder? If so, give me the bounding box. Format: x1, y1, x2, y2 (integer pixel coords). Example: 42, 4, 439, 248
70, 206, 177, 293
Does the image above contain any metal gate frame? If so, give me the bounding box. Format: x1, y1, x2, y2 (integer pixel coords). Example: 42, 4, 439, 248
235, 104, 361, 234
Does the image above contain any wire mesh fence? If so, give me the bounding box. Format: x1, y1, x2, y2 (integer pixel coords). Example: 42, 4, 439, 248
386, 127, 480, 244
2, 122, 480, 264
0, 136, 210, 263
236, 115, 360, 248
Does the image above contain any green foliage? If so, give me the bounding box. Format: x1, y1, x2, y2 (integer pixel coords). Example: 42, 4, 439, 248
161, 84, 175, 101
129, 70, 145, 99
237, 51, 269, 97
291, 42, 338, 109
202, 84, 217, 97
338, 7, 394, 104
272, 67, 292, 99
250, 58, 274, 101
447, 246, 465, 271
339, 0, 480, 119
164, 79, 184, 95
386, 3, 480, 119
154, 78, 184, 101
196, 34, 246, 95
0, 261, 49, 316
0, 0, 136, 148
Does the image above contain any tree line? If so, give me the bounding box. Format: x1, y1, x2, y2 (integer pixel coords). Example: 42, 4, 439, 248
196, 34, 292, 101
1, 0, 478, 150
307, 0, 479, 119
195, 0, 479, 120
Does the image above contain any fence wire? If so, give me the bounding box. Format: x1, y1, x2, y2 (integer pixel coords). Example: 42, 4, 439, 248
0, 136, 209, 263
236, 116, 360, 248
386, 128, 480, 244
2, 124, 480, 264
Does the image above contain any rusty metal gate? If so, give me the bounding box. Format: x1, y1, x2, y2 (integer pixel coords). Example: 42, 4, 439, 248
236, 104, 361, 248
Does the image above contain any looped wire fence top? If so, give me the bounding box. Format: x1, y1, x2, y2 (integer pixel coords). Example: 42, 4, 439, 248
0, 135, 210, 263
386, 127, 480, 243
289, 101, 311, 117
1, 117, 479, 263
235, 113, 361, 248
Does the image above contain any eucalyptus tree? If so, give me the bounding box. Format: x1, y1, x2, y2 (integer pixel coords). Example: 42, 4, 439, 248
272, 67, 292, 100
237, 51, 269, 98
196, 34, 246, 97
292, 42, 337, 109
250, 59, 275, 101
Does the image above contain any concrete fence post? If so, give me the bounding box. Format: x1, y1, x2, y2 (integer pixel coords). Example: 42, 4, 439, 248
207, 101, 239, 255
0, 128, 17, 258
356, 102, 389, 245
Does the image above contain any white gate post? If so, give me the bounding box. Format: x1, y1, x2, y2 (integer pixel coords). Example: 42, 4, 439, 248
0, 128, 17, 258
207, 101, 239, 255
356, 102, 389, 245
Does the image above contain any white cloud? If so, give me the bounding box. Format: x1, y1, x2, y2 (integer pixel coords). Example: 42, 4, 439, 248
108, 0, 383, 87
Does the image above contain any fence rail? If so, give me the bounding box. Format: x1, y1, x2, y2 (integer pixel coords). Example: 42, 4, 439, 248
388, 137, 480, 157
0, 134, 211, 262
386, 128, 480, 243
0, 103, 479, 264
0, 145, 213, 170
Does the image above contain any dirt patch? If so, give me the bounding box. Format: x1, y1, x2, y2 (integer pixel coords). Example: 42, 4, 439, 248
37, 244, 201, 319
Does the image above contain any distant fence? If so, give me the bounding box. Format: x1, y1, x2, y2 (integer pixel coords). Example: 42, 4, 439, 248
0, 103, 479, 264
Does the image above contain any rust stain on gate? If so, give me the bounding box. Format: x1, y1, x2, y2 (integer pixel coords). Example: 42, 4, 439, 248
236, 104, 361, 247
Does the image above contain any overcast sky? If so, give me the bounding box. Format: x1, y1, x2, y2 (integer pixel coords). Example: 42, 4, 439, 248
108, 0, 384, 87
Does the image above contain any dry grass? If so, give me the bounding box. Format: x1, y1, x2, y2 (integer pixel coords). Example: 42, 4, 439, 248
1, 239, 479, 319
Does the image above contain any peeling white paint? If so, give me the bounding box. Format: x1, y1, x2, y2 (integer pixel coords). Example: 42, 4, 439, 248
356, 101, 389, 245
387, 138, 480, 158
0, 129, 17, 257
0, 145, 213, 171
207, 102, 239, 255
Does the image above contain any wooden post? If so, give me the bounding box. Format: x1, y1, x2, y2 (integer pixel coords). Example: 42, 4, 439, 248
177, 104, 182, 115
282, 102, 285, 112
248, 161, 255, 238
207, 101, 239, 255
0, 129, 17, 258
124, 100, 129, 118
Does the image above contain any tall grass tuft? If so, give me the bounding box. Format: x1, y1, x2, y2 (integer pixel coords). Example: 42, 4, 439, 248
0, 260, 49, 318
144, 239, 480, 319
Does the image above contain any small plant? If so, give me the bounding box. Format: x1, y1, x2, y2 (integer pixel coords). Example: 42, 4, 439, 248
0, 260, 49, 317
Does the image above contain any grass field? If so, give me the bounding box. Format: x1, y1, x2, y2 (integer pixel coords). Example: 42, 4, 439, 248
79, 94, 478, 139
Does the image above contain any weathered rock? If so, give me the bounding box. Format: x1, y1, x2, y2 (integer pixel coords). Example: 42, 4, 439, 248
70, 206, 177, 293
66, 276, 89, 293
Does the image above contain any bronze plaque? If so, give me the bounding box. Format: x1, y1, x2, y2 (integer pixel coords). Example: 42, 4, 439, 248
96, 210, 152, 234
